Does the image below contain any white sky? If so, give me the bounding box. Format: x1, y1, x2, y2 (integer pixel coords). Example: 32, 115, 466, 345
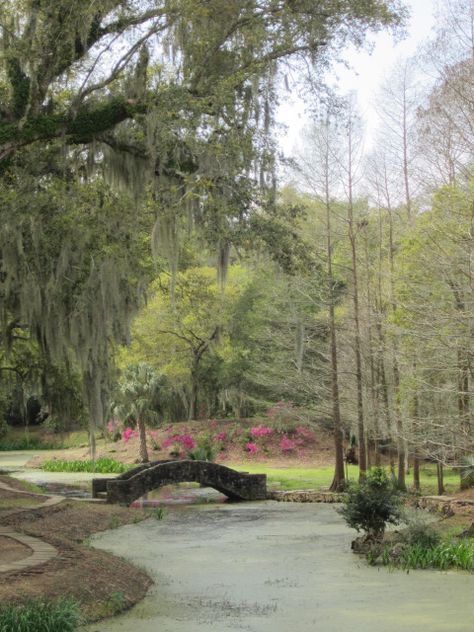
277, 0, 437, 155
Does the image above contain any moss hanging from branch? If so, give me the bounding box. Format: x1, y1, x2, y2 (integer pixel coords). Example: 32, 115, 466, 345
0, 156, 153, 455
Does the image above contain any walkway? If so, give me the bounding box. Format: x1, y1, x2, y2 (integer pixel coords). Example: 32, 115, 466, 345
0, 478, 62, 574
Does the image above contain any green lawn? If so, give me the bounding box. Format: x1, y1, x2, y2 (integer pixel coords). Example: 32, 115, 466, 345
230, 463, 461, 494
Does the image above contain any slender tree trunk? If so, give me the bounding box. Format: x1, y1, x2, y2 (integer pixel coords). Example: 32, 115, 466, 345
437, 461, 445, 495
346, 122, 366, 481
402, 83, 412, 222
189, 378, 198, 420
387, 206, 406, 490
324, 156, 345, 492
137, 418, 149, 463
89, 425, 96, 462
363, 227, 381, 469
413, 452, 421, 492
189, 357, 199, 420
410, 358, 420, 488
458, 349, 470, 489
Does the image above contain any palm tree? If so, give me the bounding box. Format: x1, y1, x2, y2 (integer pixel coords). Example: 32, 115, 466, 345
114, 363, 162, 463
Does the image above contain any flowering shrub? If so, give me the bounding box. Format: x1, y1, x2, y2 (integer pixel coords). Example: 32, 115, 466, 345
250, 425, 273, 438
294, 426, 316, 444
280, 435, 296, 452
246, 442, 259, 454
215, 431, 227, 443
122, 427, 133, 443
162, 434, 196, 456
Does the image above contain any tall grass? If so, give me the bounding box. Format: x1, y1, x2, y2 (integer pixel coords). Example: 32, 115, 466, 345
41, 457, 130, 474
0, 599, 81, 632
399, 540, 474, 571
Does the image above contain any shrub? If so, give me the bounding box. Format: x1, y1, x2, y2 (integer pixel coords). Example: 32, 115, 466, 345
338, 467, 402, 540
187, 434, 218, 461
401, 511, 441, 549
0, 598, 81, 632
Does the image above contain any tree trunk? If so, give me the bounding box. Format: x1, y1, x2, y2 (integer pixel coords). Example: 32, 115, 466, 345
437, 461, 445, 495
325, 155, 345, 492
137, 418, 149, 463
387, 205, 406, 491
189, 364, 199, 421
89, 425, 96, 462
413, 452, 421, 492
363, 228, 381, 470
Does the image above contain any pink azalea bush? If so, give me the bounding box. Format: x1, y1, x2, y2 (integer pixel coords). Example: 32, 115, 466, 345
246, 442, 259, 454
162, 434, 196, 453
280, 435, 296, 452
250, 425, 273, 438
122, 427, 133, 443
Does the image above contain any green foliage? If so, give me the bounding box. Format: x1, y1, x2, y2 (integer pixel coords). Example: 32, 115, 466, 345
152, 507, 167, 521
400, 512, 441, 549
338, 467, 402, 538
41, 457, 129, 473
114, 364, 162, 426
187, 434, 218, 462
396, 540, 474, 572
0, 598, 81, 632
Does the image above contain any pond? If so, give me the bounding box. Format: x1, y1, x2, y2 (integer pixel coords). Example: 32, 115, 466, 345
81, 501, 474, 632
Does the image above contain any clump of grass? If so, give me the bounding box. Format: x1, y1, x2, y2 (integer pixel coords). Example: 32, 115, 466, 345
152, 506, 166, 520
399, 539, 474, 571
0, 598, 81, 631
41, 457, 130, 474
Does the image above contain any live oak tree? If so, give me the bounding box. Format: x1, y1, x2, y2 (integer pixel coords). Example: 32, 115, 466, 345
0, 1, 405, 452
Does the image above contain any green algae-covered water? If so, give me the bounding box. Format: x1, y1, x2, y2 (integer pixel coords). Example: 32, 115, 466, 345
82, 501, 474, 632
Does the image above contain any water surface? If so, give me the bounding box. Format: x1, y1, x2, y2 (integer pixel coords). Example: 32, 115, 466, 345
81, 502, 474, 632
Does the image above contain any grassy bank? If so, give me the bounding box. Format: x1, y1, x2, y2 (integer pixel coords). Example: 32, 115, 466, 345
231, 463, 461, 494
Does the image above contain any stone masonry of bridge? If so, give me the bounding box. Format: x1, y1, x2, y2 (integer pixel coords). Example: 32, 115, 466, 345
92, 460, 267, 505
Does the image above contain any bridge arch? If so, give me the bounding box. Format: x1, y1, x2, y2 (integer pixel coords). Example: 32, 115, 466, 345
93, 460, 267, 505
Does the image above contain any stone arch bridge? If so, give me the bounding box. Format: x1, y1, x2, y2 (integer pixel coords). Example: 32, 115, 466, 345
92, 460, 267, 505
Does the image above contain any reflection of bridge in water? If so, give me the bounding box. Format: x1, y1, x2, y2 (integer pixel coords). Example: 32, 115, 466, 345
92, 460, 267, 505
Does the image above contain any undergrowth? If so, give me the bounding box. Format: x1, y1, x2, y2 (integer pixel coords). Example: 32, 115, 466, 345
0, 436, 56, 451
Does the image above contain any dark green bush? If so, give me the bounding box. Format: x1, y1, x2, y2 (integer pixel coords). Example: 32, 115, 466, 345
0, 598, 81, 632
338, 466, 402, 539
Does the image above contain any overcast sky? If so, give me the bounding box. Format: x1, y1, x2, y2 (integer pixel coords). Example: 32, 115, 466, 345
277, 0, 437, 156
